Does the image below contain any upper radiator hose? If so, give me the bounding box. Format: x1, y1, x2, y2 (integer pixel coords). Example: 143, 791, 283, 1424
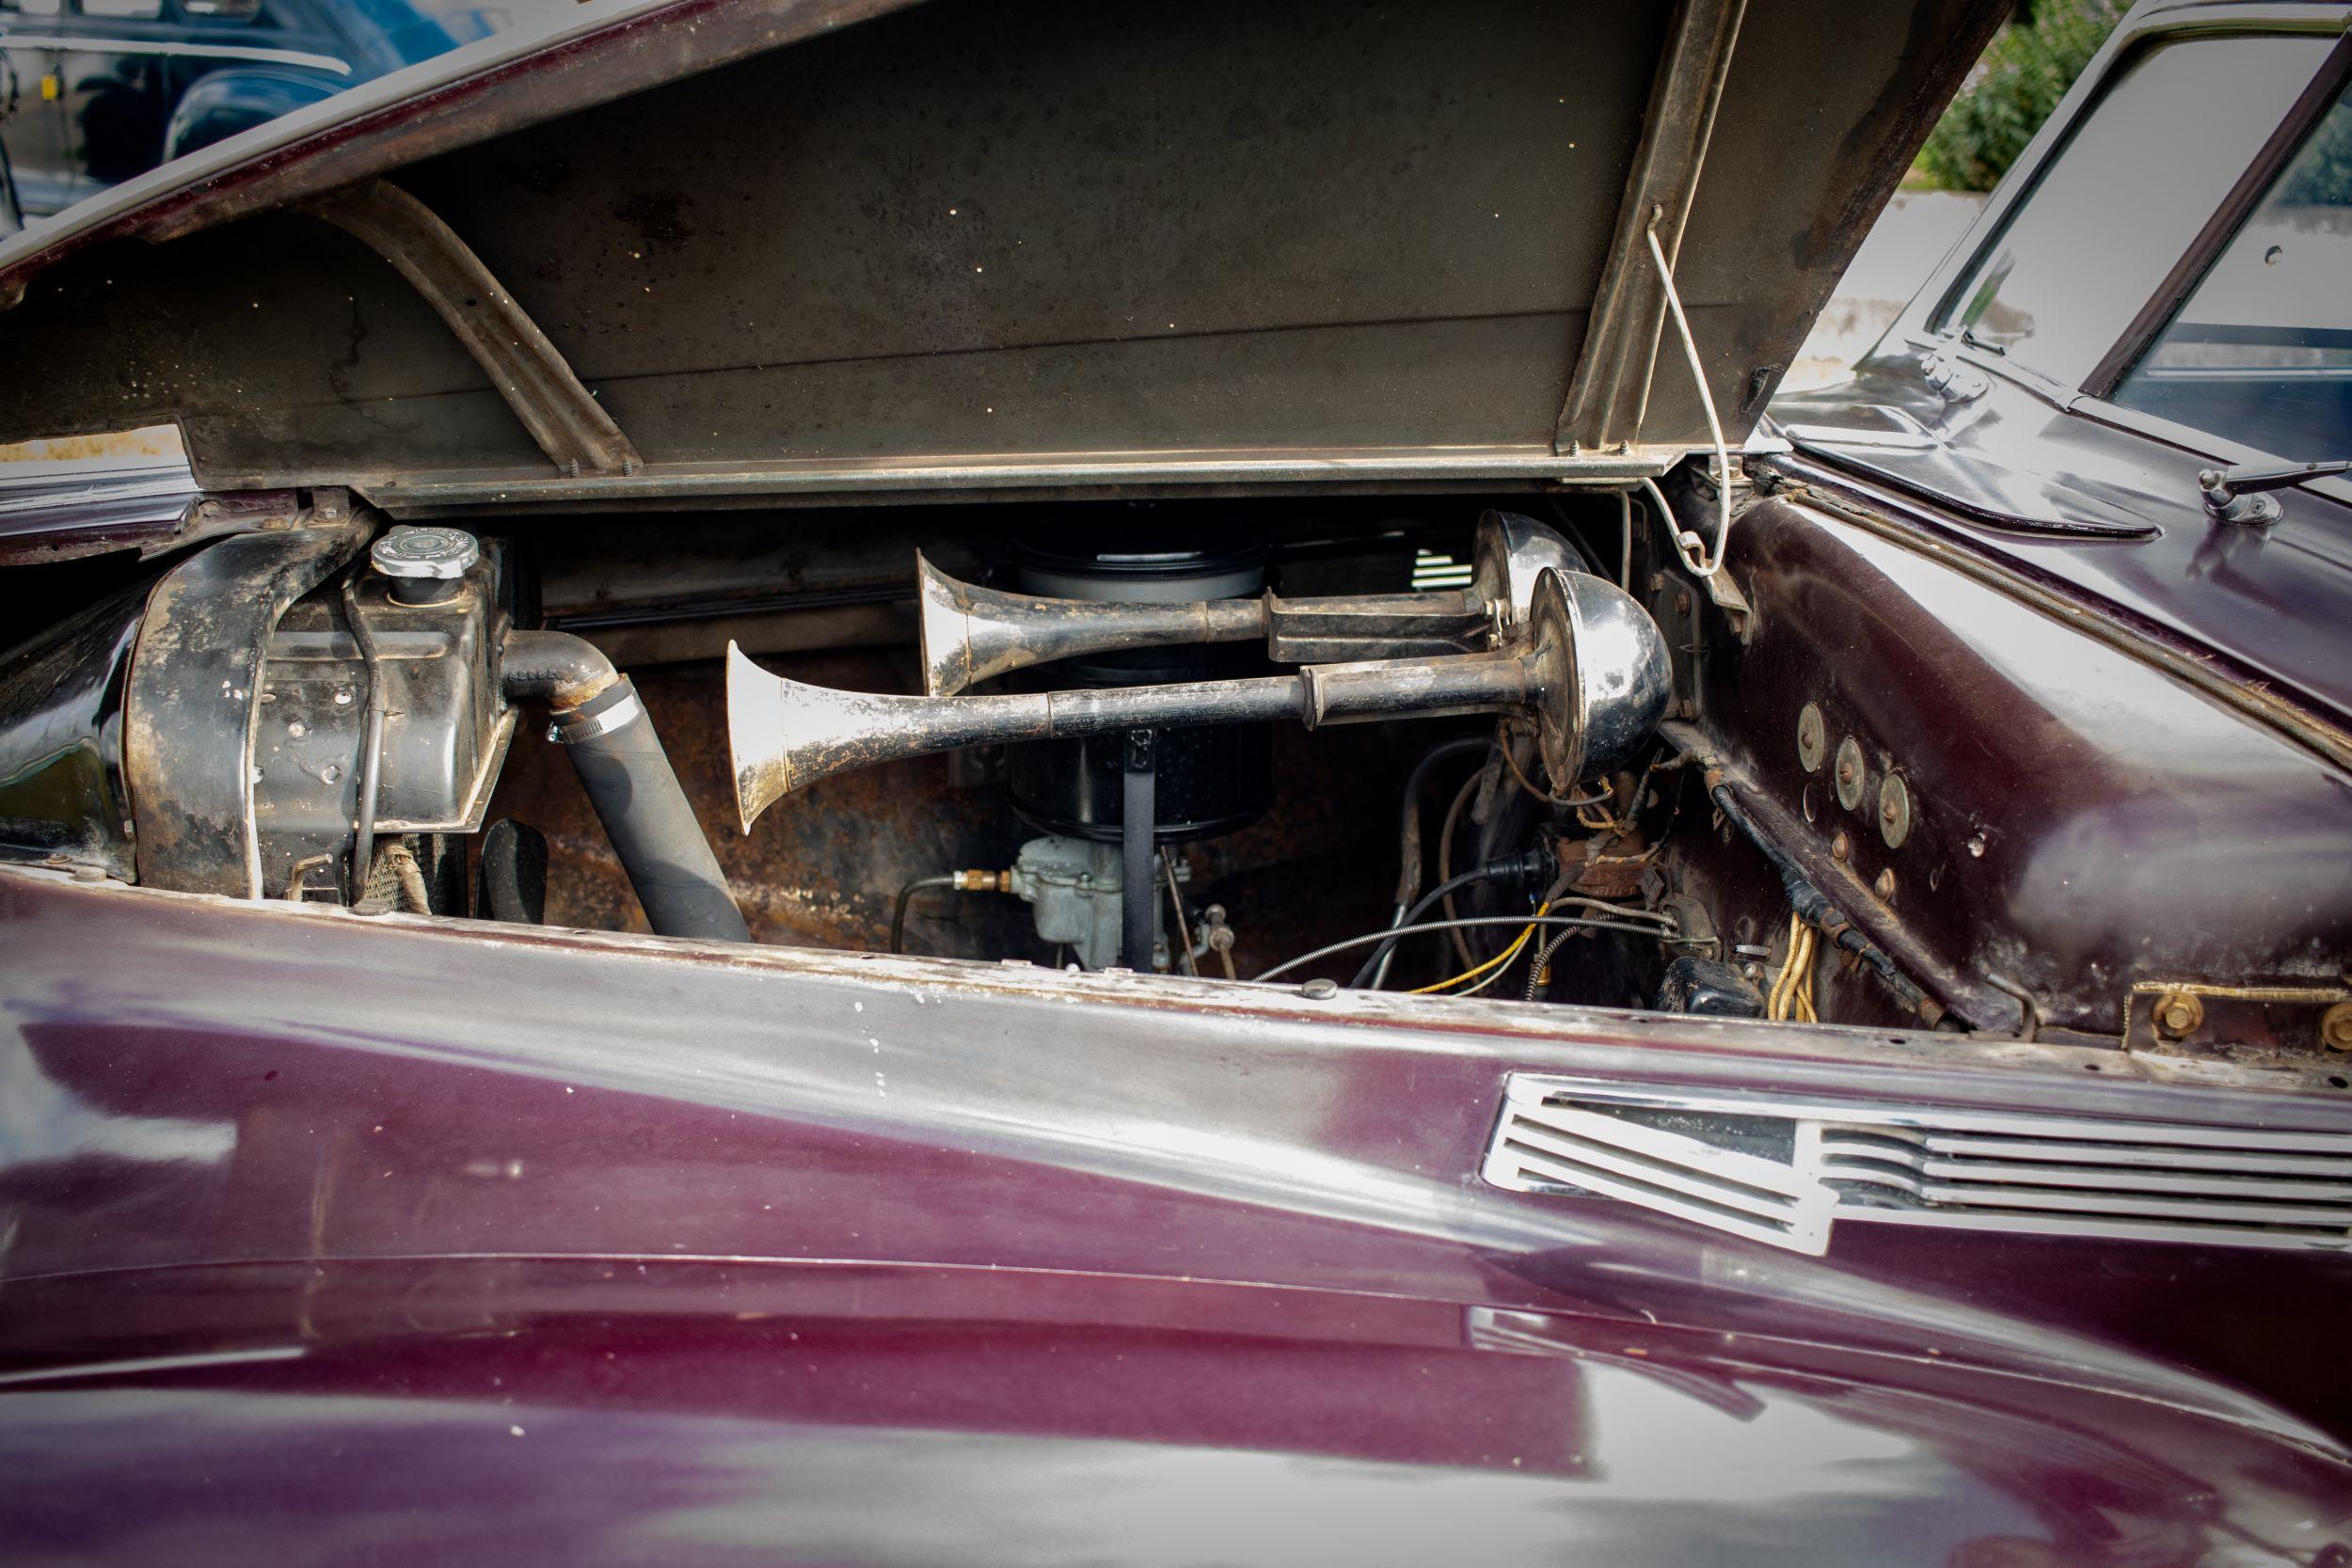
502, 630, 750, 943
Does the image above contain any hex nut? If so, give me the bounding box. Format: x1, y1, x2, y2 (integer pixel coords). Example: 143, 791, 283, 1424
2152, 990, 2205, 1040
2323, 1001, 2352, 1053
1796, 704, 1827, 773
1834, 736, 1867, 811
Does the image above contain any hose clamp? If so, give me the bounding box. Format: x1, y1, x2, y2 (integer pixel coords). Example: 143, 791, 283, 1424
548, 687, 644, 746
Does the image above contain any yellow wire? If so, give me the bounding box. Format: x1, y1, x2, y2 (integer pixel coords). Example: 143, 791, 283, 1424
1767, 913, 1820, 1022
1411, 901, 1552, 994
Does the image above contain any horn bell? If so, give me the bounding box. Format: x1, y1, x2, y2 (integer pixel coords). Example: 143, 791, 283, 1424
729, 641, 957, 832
1525, 567, 1672, 793
730, 640, 1061, 831
915, 553, 1260, 697
1471, 511, 1584, 635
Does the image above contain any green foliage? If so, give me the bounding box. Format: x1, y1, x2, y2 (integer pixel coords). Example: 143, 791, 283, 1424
2277, 100, 2352, 207
1914, 0, 2127, 193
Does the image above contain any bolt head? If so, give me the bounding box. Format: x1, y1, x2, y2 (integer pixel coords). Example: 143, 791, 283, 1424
1300, 978, 1339, 1000
2323, 1001, 2352, 1053
2152, 990, 2205, 1040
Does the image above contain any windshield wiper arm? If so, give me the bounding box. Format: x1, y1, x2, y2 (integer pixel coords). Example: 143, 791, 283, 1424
2200, 457, 2352, 526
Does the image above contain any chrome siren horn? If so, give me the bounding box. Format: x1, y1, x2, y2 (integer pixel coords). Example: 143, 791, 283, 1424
916, 509, 1585, 697
730, 567, 1669, 832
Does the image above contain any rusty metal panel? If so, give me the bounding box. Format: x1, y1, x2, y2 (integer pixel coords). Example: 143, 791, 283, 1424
121, 512, 366, 897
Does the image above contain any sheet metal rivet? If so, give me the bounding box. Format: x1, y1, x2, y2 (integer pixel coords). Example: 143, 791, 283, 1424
71, 866, 106, 883
1300, 978, 1339, 1000
2153, 991, 2205, 1040
1874, 868, 1896, 900
1831, 832, 1851, 863
1834, 737, 1866, 811
2321, 1002, 2352, 1052
1878, 773, 1912, 848
1796, 703, 1826, 772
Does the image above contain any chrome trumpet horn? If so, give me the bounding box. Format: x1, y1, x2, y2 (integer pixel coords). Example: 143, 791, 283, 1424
730, 566, 1669, 832
917, 509, 1582, 697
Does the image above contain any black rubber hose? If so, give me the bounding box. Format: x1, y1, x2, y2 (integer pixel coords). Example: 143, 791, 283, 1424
1370, 733, 1494, 987
501, 629, 622, 708
892, 874, 959, 955
547, 674, 751, 943
1355, 864, 1496, 987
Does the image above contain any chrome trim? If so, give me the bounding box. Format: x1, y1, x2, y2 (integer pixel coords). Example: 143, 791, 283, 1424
1485, 1074, 2352, 1255
1483, 1087, 1834, 1254
0, 35, 353, 73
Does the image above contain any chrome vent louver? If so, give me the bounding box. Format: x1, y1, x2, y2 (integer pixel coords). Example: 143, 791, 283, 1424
1484, 1077, 2352, 1257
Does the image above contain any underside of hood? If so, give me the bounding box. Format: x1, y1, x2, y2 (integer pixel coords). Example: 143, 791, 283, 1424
0, 0, 2002, 512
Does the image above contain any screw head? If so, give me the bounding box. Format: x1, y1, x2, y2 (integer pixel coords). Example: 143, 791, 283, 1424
2322, 1001, 2352, 1052
2153, 990, 2205, 1040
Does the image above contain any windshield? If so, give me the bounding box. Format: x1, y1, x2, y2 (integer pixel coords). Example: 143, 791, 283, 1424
2108, 76, 2352, 459
1934, 32, 2333, 390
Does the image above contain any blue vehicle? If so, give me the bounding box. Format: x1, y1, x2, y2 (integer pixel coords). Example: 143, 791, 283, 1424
0, 0, 497, 223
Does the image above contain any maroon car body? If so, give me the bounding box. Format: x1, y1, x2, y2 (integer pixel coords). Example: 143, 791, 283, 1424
2, 0, 2350, 1560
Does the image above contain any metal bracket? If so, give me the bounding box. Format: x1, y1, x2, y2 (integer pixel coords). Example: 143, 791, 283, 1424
123, 508, 368, 897
1555, 0, 1747, 454
305, 180, 643, 480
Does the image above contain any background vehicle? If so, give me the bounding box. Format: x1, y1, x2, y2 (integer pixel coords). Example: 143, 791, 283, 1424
0, 0, 499, 219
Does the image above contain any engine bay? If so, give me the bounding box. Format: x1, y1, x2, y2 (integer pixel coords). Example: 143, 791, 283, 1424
5, 470, 2350, 1060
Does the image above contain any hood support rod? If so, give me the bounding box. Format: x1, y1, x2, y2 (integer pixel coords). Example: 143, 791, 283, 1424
306, 179, 643, 480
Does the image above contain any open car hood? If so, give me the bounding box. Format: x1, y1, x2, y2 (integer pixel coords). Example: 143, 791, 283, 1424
0, 0, 2001, 513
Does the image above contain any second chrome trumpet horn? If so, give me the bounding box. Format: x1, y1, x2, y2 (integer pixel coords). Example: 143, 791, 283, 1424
730, 566, 1669, 832
917, 510, 1581, 697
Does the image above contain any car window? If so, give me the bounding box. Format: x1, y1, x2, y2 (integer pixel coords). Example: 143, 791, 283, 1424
2109, 77, 2352, 458
1939, 33, 2333, 390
